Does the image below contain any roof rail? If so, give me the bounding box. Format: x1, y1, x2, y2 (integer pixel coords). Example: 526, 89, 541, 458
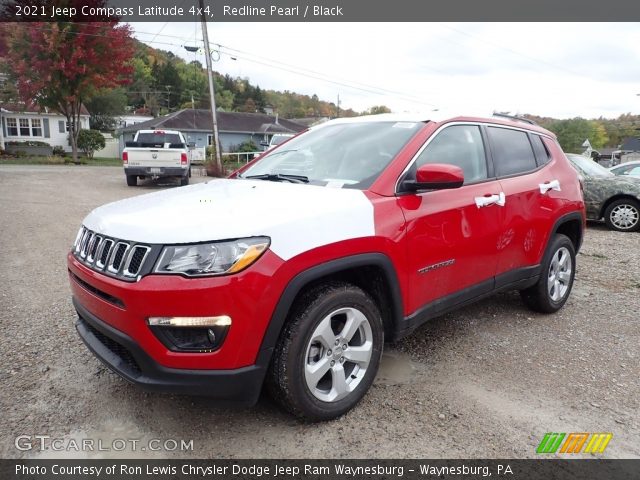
492, 112, 538, 126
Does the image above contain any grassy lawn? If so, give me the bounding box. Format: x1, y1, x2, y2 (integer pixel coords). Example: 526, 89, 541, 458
0, 156, 121, 166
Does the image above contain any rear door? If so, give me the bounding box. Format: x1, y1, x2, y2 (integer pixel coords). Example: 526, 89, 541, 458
398, 123, 503, 314
486, 126, 558, 284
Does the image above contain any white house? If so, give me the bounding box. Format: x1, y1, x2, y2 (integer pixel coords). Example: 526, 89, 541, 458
0, 101, 90, 152
114, 113, 154, 129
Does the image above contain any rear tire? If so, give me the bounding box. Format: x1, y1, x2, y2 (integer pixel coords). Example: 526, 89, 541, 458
520, 234, 576, 313
180, 175, 189, 186
604, 198, 640, 232
267, 282, 383, 421
126, 174, 137, 186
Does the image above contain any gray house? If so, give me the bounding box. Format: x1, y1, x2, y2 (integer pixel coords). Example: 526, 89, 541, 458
117, 109, 307, 154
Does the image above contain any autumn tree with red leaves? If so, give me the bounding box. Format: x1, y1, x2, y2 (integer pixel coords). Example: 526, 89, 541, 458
4, 17, 134, 161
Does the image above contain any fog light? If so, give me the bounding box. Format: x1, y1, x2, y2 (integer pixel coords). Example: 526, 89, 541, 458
147, 315, 231, 327
147, 316, 231, 352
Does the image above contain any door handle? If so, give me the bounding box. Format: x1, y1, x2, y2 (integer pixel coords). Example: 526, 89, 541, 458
539, 179, 561, 194
475, 192, 506, 208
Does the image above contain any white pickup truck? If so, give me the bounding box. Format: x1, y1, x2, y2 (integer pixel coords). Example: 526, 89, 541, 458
122, 130, 191, 186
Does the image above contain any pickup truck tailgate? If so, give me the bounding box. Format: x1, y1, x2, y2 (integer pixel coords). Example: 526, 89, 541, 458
126, 148, 183, 167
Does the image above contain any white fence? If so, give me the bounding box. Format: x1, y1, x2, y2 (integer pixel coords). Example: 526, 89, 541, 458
191, 151, 262, 165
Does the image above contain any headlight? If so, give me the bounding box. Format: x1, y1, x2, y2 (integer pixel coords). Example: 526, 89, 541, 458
154, 237, 270, 276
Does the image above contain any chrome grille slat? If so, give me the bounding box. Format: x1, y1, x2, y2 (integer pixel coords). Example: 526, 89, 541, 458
77, 228, 89, 255
80, 232, 94, 258
96, 238, 113, 269
108, 242, 130, 274
72, 227, 151, 281
123, 246, 151, 277
87, 235, 102, 263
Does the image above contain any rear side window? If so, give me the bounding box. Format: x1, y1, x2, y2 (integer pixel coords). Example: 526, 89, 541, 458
530, 134, 551, 166
488, 127, 537, 177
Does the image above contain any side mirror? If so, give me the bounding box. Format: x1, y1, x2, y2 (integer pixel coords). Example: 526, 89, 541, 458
403, 163, 464, 191
260, 142, 269, 147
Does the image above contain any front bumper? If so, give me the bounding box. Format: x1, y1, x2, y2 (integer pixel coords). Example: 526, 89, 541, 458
125, 166, 188, 177
75, 298, 265, 404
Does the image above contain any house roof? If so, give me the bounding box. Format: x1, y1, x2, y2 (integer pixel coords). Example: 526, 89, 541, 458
118, 109, 307, 135
620, 137, 640, 152
0, 101, 90, 116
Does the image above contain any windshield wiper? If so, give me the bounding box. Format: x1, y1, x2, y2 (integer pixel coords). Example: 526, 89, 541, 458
243, 173, 309, 184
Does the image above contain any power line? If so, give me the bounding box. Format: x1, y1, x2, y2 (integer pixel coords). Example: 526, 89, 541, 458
436, 24, 585, 78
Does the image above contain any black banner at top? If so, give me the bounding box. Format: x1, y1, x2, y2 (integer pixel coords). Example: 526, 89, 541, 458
1, 0, 640, 22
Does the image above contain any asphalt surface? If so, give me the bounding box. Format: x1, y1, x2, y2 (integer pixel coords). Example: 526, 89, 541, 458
0, 165, 638, 459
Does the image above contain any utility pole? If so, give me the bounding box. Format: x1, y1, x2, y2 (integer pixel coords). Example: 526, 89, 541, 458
200, 0, 222, 171
336, 93, 340, 118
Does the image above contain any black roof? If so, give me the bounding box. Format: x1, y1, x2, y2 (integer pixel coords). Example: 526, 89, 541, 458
119, 109, 307, 135
621, 137, 640, 152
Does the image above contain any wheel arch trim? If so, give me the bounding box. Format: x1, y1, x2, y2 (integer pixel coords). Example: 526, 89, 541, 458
255, 253, 403, 367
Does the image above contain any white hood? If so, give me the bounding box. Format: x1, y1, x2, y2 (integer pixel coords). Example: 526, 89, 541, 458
83, 179, 375, 261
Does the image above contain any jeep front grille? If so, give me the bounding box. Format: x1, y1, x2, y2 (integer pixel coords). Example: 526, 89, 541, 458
72, 226, 151, 281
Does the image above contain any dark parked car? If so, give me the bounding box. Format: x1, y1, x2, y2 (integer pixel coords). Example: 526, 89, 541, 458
566, 154, 640, 232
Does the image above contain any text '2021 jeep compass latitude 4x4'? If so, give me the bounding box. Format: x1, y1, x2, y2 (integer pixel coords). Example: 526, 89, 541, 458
68, 113, 585, 420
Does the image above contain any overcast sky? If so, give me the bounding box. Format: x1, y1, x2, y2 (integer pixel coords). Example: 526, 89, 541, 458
129, 22, 640, 119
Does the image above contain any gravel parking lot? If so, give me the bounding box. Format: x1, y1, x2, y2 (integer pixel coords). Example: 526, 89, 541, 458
0, 165, 638, 459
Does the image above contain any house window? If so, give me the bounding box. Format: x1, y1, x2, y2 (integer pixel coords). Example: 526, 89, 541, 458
19, 118, 30, 136
7, 118, 18, 136
31, 118, 42, 137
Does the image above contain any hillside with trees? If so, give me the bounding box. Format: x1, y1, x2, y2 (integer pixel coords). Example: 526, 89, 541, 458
1, 24, 638, 155
94, 39, 359, 125
524, 114, 640, 153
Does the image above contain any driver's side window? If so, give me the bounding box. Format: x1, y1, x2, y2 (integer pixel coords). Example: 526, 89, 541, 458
415, 125, 488, 184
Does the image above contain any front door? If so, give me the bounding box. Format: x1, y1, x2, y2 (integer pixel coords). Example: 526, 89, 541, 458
398, 123, 503, 315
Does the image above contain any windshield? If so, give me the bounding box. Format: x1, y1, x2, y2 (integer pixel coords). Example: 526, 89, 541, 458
567, 154, 614, 178
241, 121, 424, 189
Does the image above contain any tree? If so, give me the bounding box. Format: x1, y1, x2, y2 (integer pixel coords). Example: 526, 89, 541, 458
366, 105, 392, 115
77, 129, 106, 159
86, 88, 127, 131
547, 118, 610, 153
4, 16, 134, 162
155, 61, 183, 111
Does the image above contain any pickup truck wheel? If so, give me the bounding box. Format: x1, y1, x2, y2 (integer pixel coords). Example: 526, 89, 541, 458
604, 198, 640, 232
180, 175, 189, 186
126, 175, 137, 187
267, 282, 383, 421
520, 234, 575, 313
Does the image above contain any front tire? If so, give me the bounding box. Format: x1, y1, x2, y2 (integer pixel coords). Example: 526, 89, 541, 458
520, 234, 576, 313
267, 282, 383, 421
604, 198, 640, 232
126, 174, 137, 186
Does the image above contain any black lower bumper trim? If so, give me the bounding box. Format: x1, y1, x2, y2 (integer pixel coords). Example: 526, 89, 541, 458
73, 298, 265, 406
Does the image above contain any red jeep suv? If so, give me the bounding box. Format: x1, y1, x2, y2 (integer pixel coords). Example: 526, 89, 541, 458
68, 113, 585, 420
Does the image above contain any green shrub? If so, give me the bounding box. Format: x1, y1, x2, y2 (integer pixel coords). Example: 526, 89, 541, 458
230, 140, 259, 153
77, 129, 106, 159
6, 140, 49, 147
52, 146, 66, 157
